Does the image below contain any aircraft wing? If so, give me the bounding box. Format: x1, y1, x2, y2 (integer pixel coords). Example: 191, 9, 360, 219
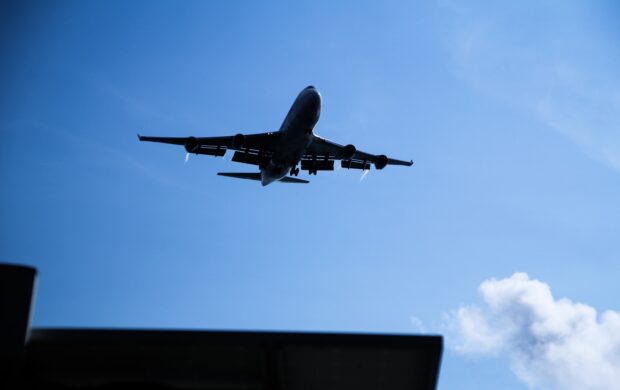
305, 135, 413, 170
138, 132, 280, 165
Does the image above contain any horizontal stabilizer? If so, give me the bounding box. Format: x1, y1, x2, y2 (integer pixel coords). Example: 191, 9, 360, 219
217, 172, 261, 181
279, 176, 309, 184
217, 173, 309, 184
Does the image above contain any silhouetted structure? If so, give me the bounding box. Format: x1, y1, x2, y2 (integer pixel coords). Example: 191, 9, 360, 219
0, 263, 37, 384
1, 263, 442, 389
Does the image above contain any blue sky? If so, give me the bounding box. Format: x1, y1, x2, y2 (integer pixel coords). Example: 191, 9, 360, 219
1, 1, 619, 389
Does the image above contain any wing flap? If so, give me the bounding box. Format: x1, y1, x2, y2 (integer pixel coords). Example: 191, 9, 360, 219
341, 160, 371, 170
195, 145, 227, 157
231, 151, 270, 167
306, 135, 413, 170
138, 132, 280, 160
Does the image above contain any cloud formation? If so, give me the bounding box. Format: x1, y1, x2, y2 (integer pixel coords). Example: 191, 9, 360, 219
449, 273, 620, 389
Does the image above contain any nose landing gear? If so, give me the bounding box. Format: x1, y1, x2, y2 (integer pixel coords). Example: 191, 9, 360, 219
290, 167, 300, 176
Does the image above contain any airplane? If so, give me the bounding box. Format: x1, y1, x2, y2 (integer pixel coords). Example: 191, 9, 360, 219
138, 86, 413, 186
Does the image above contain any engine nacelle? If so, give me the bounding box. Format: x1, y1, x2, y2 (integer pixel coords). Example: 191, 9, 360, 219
184, 136, 199, 153
343, 144, 356, 160
233, 133, 246, 148
375, 155, 388, 170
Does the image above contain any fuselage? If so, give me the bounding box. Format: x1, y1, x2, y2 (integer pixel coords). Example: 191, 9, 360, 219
260, 86, 321, 186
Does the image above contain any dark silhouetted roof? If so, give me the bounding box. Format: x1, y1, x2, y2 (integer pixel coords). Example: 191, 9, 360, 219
24, 328, 442, 389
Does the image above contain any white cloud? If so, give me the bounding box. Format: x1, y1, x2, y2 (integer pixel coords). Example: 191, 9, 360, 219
410, 316, 427, 333
449, 272, 620, 390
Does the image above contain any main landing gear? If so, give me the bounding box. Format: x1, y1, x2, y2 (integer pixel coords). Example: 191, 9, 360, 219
290, 166, 318, 176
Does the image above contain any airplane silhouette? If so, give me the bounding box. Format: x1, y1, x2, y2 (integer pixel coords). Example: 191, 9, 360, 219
139, 86, 413, 186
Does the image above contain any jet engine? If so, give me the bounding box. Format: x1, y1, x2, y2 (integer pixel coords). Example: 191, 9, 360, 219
375, 155, 388, 170
343, 144, 356, 160
184, 137, 199, 153
232, 133, 246, 148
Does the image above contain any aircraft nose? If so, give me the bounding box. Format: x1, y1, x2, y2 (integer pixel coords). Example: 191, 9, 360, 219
305, 86, 321, 104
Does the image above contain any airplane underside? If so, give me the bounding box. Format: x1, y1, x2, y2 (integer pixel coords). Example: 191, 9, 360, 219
138, 86, 413, 186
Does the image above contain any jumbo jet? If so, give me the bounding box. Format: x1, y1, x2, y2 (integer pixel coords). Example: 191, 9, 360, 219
138, 86, 413, 186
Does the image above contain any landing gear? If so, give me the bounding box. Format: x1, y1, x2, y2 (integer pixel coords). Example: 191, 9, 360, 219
308, 169, 317, 175
290, 167, 300, 176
